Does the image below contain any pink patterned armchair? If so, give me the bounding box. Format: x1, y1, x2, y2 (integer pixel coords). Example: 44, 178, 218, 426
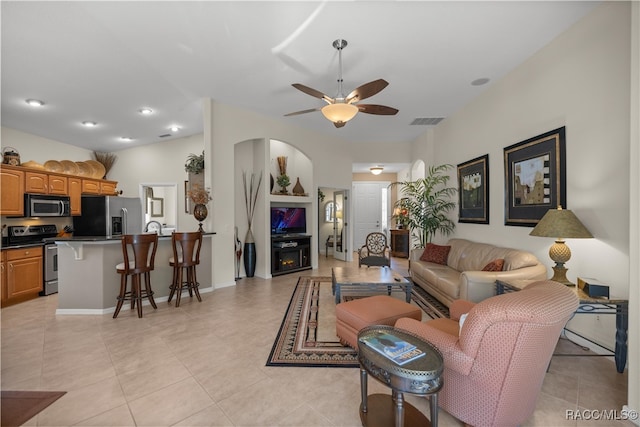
395, 280, 579, 427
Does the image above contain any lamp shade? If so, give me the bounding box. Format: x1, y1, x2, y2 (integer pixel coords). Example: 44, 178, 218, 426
321, 103, 358, 123
529, 206, 593, 239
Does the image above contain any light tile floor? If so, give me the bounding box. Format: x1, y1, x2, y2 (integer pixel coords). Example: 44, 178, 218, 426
1, 255, 630, 426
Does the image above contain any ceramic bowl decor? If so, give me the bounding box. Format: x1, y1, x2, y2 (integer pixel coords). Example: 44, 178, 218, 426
85, 160, 106, 179
21, 160, 45, 170
60, 160, 80, 175
44, 160, 64, 173
75, 161, 92, 177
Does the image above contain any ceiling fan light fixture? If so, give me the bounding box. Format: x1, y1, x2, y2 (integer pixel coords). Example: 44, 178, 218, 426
321, 103, 358, 123
370, 166, 384, 175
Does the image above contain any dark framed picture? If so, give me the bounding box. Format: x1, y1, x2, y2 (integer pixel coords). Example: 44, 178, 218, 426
184, 180, 191, 214
457, 154, 489, 224
504, 127, 566, 226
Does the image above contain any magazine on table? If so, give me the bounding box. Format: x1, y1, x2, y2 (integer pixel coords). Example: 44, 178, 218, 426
359, 331, 426, 365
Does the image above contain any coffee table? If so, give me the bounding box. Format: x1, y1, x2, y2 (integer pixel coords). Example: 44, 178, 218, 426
332, 266, 412, 304
358, 325, 443, 427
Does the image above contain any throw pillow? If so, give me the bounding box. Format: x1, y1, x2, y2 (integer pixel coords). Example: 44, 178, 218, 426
482, 258, 505, 272
419, 243, 451, 265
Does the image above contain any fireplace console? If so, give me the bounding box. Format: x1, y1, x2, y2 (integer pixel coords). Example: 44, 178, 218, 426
271, 234, 311, 276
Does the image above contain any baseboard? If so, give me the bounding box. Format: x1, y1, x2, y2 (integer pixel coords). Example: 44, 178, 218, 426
55, 285, 215, 315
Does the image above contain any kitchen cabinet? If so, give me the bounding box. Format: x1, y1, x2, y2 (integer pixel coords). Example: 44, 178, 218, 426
69, 177, 82, 215
0, 167, 25, 215
0, 165, 118, 213
1, 246, 43, 307
82, 178, 117, 195
25, 171, 68, 195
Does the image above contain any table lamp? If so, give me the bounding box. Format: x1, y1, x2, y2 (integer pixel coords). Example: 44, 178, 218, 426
529, 206, 593, 286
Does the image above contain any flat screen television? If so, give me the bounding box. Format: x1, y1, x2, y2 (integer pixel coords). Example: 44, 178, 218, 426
271, 207, 307, 235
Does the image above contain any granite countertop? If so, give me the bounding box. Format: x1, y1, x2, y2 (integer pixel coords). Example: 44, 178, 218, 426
49, 232, 216, 243
1, 242, 45, 250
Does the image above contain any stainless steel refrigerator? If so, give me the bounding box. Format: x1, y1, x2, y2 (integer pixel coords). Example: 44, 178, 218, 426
72, 196, 142, 237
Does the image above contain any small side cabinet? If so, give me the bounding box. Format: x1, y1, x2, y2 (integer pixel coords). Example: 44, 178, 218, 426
390, 229, 410, 258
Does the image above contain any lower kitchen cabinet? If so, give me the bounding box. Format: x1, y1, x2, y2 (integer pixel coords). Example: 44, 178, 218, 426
1, 247, 43, 307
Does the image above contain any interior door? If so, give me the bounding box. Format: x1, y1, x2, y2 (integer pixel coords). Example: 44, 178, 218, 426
333, 190, 348, 261
353, 182, 386, 249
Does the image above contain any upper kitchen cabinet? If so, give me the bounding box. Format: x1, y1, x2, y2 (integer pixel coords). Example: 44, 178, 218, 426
25, 171, 68, 195
0, 166, 25, 215
81, 178, 118, 195
69, 177, 82, 215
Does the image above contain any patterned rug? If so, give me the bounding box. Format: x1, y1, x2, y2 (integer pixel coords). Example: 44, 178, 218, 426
266, 276, 448, 368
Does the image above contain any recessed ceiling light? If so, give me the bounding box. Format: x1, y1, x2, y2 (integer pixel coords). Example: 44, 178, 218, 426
82, 121, 97, 127
471, 78, 490, 86
138, 108, 153, 115
120, 137, 134, 142
169, 126, 180, 132
25, 99, 45, 107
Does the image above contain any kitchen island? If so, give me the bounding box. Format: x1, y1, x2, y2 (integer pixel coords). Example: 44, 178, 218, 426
54, 233, 214, 315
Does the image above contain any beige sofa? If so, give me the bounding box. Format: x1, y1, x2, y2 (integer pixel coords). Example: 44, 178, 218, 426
409, 238, 547, 307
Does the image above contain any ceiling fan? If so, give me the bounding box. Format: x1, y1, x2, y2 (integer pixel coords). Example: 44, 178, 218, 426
285, 39, 399, 128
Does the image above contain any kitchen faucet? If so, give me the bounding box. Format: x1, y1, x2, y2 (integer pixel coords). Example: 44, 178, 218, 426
144, 220, 163, 234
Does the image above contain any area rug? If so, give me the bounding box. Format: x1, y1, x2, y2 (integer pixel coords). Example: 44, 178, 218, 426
266, 276, 448, 368
1, 390, 66, 426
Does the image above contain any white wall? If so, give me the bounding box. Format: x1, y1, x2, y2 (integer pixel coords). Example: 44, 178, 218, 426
424, 2, 631, 357
628, 0, 639, 418
109, 133, 205, 232
207, 101, 412, 287
1, 127, 93, 164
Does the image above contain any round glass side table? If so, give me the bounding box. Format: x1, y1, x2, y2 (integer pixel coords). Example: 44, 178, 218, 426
357, 325, 444, 427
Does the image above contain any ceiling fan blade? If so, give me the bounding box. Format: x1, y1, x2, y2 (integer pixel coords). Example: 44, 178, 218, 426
292, 84, 334, 103
357, 104, 399, 115
284, 107, 321, 117
333, 121, 347, 128
346, 79, 389, 103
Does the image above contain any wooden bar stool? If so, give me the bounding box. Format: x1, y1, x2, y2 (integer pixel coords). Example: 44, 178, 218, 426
169, 232, 203, 307
114, 233, 158, 318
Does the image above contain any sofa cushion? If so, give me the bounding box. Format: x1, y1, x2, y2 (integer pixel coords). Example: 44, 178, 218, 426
482, 259, 504, 271
420, 243, 451, 265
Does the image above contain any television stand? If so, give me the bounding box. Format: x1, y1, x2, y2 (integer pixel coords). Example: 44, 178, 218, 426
271, 234, 311, 276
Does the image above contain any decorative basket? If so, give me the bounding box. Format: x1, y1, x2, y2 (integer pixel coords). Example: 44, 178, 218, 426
2, 147, 20, 166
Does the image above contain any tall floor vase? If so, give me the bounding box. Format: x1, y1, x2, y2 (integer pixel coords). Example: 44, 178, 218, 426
243, 228, 256, 278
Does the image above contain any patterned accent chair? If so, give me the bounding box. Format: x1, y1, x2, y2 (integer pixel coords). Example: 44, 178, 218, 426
358, 232, 391, 267
395, 280, 579, 427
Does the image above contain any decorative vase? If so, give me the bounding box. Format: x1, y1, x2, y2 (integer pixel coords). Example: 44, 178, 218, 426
270, 173, 274, 193
193, 203, 208, 232
243, 228, 256, 278
292, 177, 304, 195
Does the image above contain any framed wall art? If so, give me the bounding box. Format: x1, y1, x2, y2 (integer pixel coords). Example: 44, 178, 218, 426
503, 127, 566, 226
457, 154, 489, 224
184, 181, 191, 214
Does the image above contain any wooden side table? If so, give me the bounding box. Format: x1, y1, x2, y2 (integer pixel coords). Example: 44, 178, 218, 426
358, 325, 443, 427
390, 229, 409, 258
496, 279, 628, 373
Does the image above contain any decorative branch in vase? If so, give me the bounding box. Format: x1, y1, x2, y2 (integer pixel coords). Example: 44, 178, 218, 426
242, 171, 263, 277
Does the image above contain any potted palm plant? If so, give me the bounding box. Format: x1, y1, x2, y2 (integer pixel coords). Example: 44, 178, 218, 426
390, 164, 457, 248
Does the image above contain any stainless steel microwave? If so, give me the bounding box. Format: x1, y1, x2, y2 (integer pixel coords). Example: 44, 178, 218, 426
24, 194, 71, 217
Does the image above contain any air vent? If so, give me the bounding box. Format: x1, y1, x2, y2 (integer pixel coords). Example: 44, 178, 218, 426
410, 117, 444, 126
158, 133, 171, 138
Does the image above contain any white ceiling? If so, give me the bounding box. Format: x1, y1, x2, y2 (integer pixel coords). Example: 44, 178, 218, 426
1, 1, 598, 167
